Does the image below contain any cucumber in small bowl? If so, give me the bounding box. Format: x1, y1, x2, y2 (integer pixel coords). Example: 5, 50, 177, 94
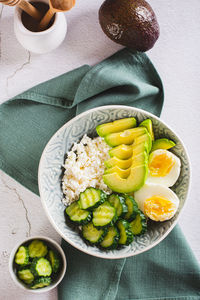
9, 236, 66, 292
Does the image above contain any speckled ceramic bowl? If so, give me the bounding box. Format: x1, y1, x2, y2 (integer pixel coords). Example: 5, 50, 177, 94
38, 105, 191, 259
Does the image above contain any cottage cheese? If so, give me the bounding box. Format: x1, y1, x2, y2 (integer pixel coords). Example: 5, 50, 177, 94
62, 134, 112, 205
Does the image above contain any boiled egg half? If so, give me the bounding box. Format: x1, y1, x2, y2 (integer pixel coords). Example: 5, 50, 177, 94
134, 183, 179, 221
146, 149, 181, 187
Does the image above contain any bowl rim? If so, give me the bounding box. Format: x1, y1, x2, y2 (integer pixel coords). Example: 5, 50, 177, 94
38, 105, 191, 259
9, 235, 67, 293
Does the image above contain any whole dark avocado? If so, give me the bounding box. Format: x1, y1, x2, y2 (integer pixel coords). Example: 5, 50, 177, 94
99, 0, 160, 52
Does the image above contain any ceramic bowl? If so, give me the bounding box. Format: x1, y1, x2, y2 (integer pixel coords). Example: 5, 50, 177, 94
9, 236, 67, 293
38, 105, 191, 259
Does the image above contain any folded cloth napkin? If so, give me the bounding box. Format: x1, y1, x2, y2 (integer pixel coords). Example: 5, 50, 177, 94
0, 49, 199, 299
0, 49, 163, 195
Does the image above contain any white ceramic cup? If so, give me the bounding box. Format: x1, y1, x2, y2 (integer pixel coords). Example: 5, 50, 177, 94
14, 0, 67, 54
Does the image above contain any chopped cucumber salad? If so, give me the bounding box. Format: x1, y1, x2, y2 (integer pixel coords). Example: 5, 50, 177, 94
14, 239, 61, 289
64, 187, 147, 250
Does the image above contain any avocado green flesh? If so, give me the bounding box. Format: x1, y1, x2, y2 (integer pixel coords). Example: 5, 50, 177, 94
105, 152, 148, 178
105, 149, 148, 169
134, 132, 152, 153
109, 141, 148, 160
103, 164, 148, 193
96, 117, 137, 137
109, 144, 134, 159
139, 119, 154, 141
105, 156, 133, 169
105, 127, 147, 147
102, 119, 153, 193
151, 138, 176, 152
105, 165, 131, 178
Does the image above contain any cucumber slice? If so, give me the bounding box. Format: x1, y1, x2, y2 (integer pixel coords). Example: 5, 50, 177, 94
28, 240, 48, 258
15, 246, 29, 265
30, 277, 51, 289
79, 187, 107, 210
18, 267, 34, 284
100, 226, 119, 249
117, 219, 134, 245
48, 250, 60, 273
65, 201, 92, 225
92, 201, 118, 227
108, 194, 128, 218
31, 257, 52, 277
82, 222, 107, 244
129, 211, 147, 236
124, 194, 139, 222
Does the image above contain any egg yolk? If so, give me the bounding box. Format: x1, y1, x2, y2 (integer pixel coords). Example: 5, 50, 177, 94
149, 153, 175, 177
144, 195, 176, 221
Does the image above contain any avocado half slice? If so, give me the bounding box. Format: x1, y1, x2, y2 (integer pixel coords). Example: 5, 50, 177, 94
103, 164, 148, 193
151, 138, 176, 152
105, 151, 148, 170
105, 156, 133, 169
109, 142, 148, 159
96, 117, 137, 137
104, 127, 147, 147
134, 133, 152, 153
139, 119, 154, 141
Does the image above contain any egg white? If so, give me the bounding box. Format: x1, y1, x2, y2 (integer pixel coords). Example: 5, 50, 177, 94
134, 183, 180, 221
146, 149, 181, 187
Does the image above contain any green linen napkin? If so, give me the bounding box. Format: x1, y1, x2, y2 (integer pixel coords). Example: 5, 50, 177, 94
0, 48, 199, 299
0, 49, 163, 195
60, 226, 200, 300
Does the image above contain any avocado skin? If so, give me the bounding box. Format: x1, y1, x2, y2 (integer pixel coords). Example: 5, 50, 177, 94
99, 0, 160, 52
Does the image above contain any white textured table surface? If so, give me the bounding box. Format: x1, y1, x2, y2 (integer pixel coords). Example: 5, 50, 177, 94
0, 0, 200, 299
